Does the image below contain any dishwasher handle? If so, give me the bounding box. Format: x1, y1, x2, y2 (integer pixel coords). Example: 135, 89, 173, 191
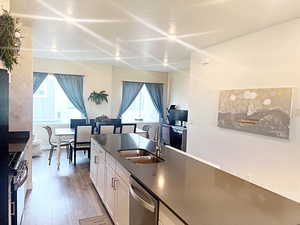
129, 185, 156, 213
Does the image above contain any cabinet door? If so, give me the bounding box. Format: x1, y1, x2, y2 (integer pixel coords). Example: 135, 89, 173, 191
90, 144, 98, 186
114, 176, 130, 225
96, 151, 106, 200
105, 165, 115, 219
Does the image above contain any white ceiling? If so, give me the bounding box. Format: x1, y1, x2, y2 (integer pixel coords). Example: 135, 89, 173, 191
10, 0, 300, 72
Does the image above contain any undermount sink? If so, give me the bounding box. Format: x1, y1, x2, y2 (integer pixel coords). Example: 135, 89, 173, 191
118, 149, 164, 164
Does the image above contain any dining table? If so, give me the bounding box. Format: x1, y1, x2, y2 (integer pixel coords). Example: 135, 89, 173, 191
54, 127, 148, 169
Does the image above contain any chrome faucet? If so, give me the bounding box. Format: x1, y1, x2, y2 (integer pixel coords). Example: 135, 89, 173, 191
155, 142, 162, 158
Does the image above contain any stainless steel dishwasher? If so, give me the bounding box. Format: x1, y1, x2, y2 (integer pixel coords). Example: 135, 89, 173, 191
129, 177, 159, 225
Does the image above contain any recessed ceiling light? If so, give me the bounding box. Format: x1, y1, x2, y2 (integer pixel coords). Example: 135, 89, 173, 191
115, 56, 121, 61
163, 58, 168, 66
65, 17, 74, 23
167, 35, 177, 41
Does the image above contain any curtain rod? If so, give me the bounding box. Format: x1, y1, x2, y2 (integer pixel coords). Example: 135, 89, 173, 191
122, 80, 164, 84
33, 72, 84, 77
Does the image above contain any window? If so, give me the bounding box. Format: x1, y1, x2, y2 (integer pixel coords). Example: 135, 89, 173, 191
34, 83, 47, 98
33, 75, 82, 124
122, 85, 159, 123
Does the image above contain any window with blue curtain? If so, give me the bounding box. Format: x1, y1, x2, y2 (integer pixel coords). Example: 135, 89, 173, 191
33, 75, 82, 123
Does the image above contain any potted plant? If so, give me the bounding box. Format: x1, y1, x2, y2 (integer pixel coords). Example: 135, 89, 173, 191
88, 90, 109, 105
0, 10, 22, 71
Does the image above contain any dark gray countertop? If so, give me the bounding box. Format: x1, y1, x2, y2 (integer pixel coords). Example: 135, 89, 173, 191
93, 133, 300, 225
9, 131, 30, 153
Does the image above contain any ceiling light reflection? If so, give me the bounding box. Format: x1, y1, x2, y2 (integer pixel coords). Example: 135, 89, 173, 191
11, 13, 126, 24
158, 175, 165, 189
167, 35, 177, 41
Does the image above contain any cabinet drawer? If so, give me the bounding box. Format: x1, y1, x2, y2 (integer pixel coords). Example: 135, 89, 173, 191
106, 152, 116, 170
116, 162, 130, 185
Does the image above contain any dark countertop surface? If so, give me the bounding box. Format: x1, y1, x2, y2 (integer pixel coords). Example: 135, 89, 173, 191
93, 133, 300, 225
9, 131, 30, 153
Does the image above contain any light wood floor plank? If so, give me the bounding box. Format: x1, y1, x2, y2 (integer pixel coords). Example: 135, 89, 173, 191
22, 151, 112, 225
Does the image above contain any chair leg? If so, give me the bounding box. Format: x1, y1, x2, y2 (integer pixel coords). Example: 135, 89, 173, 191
66, 145, 70, 160
74, 149, 76, 166
69, 146, 73, 164
49, 146, 54, 166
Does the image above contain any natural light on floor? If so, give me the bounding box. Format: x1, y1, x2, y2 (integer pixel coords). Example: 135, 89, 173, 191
33, 75, 82, 124
122, 85, 159, 123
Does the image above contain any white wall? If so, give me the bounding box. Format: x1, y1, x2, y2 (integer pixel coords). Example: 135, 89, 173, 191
9, 26, 33, 189
111, 66, 169, 117
0, 0, 9, 11
187, 19, 300, 202
168, 70, 190, 110
33, 58, 113, 118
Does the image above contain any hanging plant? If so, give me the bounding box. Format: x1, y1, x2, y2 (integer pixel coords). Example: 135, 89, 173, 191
88, 90, 109, 105
0, 10, 22, 71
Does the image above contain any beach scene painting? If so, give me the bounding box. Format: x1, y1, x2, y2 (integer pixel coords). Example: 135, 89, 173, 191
218, 88, 292, 139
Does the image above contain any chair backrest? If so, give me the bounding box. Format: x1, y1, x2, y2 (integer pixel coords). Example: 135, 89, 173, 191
70, 119, 88, 129
121, 123, 137, 134
161, 124, 170, 145
75, 125, 93, 143
98, 124, 116, 134
43, 126, 53, 145
96, 119, 121, 134
142, 125, 151, 139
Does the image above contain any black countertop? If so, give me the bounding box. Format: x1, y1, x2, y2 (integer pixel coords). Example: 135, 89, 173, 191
9, 131, 30, 153
93, 133, 300, 225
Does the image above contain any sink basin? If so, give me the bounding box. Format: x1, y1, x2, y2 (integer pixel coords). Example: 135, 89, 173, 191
119, 149, 151, 158
118, 149, 164, 164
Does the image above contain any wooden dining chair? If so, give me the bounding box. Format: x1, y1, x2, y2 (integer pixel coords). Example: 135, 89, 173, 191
120, 123, 137, 134
43, 126, 71, 166
70, 125, 93, 166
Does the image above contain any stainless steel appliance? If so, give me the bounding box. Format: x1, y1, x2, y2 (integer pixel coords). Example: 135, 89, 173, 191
9, 151, 28, 225
8, 131, 30, 225
129, 177, 158, 225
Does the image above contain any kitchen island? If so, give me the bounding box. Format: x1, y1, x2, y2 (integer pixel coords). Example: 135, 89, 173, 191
92, 133, 300, 225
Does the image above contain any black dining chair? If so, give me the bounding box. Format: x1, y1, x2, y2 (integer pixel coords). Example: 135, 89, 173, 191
70, 119, 87, 129
96, 119, 122, 134
142, 124, 151, 139
69, 125, 93, 166
98, 124, 117, 134
120, 123, 137, 133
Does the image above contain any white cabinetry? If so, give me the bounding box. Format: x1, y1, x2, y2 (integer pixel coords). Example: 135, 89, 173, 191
96, 145, 106, 199
90, 138, 130, 225
104, 165, 116, 218
90, 140, 99, 186
114, 174, 130, 225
